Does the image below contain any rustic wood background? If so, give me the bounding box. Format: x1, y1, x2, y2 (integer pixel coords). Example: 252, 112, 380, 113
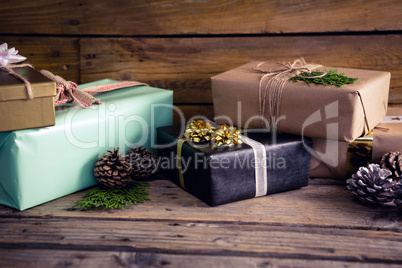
1, 3, 402, 266
2, 178, 402, 267
1, 0, 402, 122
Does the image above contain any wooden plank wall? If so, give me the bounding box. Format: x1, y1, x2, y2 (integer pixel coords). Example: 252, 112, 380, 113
1, 0, 402, 122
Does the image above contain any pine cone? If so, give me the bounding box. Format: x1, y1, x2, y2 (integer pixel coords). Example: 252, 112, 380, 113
376, 151, 402, 183
94, 148, 132, 188
393, 183, 402, 208
346, 164, 395, 205
127, 146, 157, 180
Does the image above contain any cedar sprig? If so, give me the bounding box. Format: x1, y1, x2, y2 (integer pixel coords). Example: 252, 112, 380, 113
289, 69, 358, 87
72, 181, 150, 210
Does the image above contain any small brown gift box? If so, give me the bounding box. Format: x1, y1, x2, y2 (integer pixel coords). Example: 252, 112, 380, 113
310, 106, 402, 178
0, 66, 56, 132
212, 61, 390, 142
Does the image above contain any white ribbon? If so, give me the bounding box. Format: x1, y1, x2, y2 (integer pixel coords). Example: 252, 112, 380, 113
240, 135, 268, 197
0, 43, 26, 67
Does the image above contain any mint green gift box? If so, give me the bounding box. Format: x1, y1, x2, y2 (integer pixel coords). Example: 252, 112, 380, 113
0, 79, 173, 210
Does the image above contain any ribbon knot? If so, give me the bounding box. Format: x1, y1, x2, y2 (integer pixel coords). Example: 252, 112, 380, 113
253, 58, 323, 131
253, 58, 320, 77
1, 43, 148, 108
39, 69, 102, 108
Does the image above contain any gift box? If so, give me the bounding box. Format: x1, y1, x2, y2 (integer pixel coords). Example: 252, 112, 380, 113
372, 106, 402, 161
157, 126, 312, 206
0, 79, 173, 210
309, 134, 372, 179
211, 60, 390, 142
309, 106, 402, 178
0, 66, 56, 132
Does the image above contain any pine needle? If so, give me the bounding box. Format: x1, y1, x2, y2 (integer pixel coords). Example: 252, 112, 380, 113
73, 181, 150, 210
289, 69, 358, 87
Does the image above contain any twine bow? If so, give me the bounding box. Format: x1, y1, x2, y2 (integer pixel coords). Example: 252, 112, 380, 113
39, 69, 102, 108
40, 70, 148, 108
253, 58, 323, 130
1, 43, 147, 108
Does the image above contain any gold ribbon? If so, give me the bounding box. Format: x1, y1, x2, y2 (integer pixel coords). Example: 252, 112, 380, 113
184, 119, 216, 143
211, 124, 243, 148
346, 131, 373, 177
177, 138, 187, 189
177, 120, 243, 190
253, 58, 322, 130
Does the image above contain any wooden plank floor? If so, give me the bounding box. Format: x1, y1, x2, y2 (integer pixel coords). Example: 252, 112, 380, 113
0, 178, 401, 267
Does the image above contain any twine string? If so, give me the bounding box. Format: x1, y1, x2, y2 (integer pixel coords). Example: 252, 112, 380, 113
3, 63, 145, 108
1, 64, 100, 107
39, 69, 101, 108
2, 64, 35, 99
253, 58, 323, 130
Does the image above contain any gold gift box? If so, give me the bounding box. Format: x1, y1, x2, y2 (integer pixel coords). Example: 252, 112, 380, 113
0, 66, 56, 132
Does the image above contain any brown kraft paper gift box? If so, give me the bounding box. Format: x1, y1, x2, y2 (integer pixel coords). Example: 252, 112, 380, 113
211, 60, 390, 142
310, 106, 402, 179
0, 66, 56, 132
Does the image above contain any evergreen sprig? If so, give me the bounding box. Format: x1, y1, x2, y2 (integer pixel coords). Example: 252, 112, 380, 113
73, 181, 150, 210
289, 69, 358, 87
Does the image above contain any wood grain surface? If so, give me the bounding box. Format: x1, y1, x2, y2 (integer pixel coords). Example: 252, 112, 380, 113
0, 179, 400, 229
1, 250, 401, 268
3, 34, 401, 105
1, 36, 79, 82
0, 179, 401, 267
79, 35, 402, 104
1, 0, 401, 122
1, 0, 401, 35
4, 33, 402, 121
1, 1, 402, 267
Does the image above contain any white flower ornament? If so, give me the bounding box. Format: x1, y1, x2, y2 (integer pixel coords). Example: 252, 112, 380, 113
0, 43, 26, 67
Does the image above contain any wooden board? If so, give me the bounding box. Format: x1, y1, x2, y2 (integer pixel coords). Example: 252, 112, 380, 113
174, 105, 214, 124
1, 1, 401, 267
0, 179, 402, 267
2, 36, 79, 82
2, 34, 402, 123
1, 250, 401, 268
80, 35, 402, 103
4, 35, 401, 105
1, 0, 401, 35
0, 218, 402, 262
1, 179, 400, 230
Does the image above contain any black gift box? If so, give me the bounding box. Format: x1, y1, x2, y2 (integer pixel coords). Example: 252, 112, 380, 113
157, 126, 312, 206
